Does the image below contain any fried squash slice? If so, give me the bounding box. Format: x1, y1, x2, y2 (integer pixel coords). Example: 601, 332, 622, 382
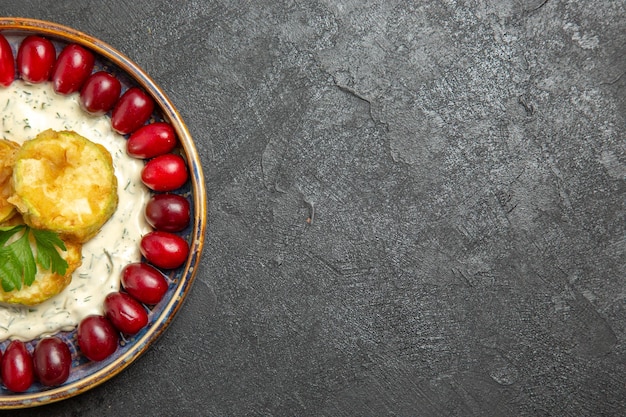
0, 139, 20, 223
8, 129, 118, 243
0, 219, 82, 306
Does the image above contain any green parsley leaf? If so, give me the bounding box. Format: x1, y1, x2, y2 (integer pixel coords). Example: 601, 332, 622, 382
0, 225, 23, 246
0, 225, 69, 292
11, 229, 37, 287
31, 228, 68, 277
0, 246, 22, 291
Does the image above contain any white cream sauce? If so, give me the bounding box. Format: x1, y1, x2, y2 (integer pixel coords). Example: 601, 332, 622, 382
0, 81, 152, 341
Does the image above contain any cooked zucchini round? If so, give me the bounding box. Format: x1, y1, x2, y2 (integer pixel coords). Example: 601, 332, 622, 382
9, 129, 118, 243
0, 236, 82, 306
0, 139, 20, 223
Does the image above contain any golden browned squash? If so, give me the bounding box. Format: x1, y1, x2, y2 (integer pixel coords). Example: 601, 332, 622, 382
0, 138, 20, 223
8, 129, 118, 243
0, 234, 82, 306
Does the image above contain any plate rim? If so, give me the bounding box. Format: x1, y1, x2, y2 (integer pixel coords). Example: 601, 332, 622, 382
0, 17, 207, 409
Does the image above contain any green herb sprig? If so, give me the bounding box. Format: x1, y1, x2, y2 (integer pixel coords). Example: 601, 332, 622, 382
0, 225, 68, 292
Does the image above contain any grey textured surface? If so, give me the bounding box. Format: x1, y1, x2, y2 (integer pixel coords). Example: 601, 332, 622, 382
2, 0, 626, 416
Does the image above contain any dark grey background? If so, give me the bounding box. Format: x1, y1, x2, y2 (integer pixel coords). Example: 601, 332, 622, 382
2, 0, 626, 416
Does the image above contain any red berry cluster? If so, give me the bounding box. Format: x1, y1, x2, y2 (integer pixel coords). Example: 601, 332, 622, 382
1, 337, 71, 392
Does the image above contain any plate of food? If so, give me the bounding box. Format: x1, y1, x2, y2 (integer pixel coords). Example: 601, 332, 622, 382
0, 17, 206, 408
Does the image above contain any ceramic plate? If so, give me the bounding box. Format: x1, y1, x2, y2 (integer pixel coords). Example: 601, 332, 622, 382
0, 17, 206, 409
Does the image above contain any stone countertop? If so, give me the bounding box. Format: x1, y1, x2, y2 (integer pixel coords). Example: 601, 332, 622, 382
4, 1, 626, 416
